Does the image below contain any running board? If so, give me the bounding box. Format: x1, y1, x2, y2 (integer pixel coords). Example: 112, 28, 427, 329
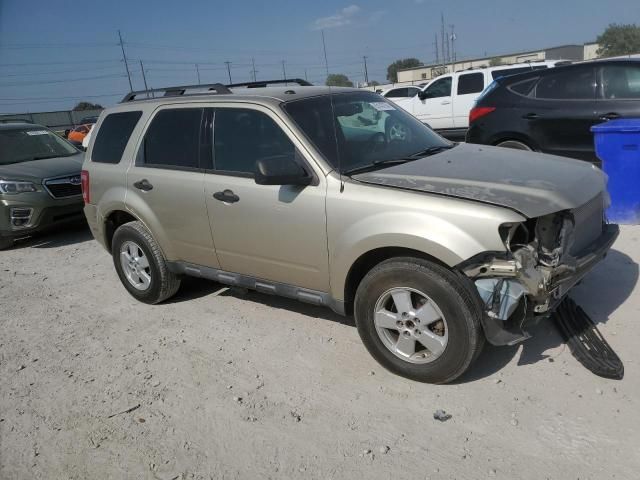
553, 297, 624, 380
167, 261, 346, 315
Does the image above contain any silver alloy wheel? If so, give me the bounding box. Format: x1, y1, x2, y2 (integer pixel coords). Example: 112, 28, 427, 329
373, 287, 448, 364
120, 241, 151, 291
388, 122, 409, 141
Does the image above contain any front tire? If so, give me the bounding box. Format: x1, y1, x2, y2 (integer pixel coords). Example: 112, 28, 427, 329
354, 257, 484, 384
496, 139, 532, 151
112, 221, 181, 304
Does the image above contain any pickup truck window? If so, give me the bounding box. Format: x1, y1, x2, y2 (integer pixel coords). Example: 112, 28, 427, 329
422, 77, 452, 99
457, 73, 484, 95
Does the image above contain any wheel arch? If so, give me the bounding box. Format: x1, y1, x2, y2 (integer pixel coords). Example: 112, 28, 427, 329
103, 209, 138, 253
490, 132, 539, 151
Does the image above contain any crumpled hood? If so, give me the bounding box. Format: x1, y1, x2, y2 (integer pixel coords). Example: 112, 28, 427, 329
0, 153, 84, 184
353, 143, 606, 218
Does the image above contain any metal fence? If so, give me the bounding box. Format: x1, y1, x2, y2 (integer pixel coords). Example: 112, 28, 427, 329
0, 109, 103, 131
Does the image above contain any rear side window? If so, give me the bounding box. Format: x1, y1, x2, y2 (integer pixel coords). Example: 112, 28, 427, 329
508, 77, 538, 96
535, 67, 596, 100
457, 73, 484, 95
142, 108, 202, 169
92, 111, 141, 164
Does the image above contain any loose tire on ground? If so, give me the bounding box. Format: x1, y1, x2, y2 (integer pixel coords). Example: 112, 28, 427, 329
354, 257, 484, 384
111, 221, 181, 304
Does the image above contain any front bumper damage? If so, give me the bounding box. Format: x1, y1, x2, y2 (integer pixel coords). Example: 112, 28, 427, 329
460, 215, 619, 346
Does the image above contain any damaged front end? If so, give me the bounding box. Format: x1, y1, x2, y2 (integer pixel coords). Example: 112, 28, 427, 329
460, 194, 619, 346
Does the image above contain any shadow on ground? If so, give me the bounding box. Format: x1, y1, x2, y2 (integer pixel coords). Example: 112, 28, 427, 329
10, 221, 92, 249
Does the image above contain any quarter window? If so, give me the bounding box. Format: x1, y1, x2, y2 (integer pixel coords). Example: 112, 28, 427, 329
92, 111, 141, 164
213, 108, 295, 175
457, 73, 484, 95
142, 108, 202, 169
422, 77, 452, 99
535, 67, 596, 100
601, 64, 640, 99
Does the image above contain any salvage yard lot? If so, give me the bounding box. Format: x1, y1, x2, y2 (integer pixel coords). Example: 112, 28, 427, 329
1, 224, 640, 480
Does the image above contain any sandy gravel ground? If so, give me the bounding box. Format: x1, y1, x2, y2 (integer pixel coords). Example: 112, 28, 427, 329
1, 223, 639, 480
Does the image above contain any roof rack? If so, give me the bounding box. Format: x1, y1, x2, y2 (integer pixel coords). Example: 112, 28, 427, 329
120, 78, 313, 103
227, 78, 312, 88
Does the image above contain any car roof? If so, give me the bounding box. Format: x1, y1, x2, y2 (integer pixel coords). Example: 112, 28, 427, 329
114, 86, 362, 111
496, 58, 640, 84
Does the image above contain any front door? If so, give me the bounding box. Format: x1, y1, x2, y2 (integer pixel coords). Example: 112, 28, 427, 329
203, 105, 329, 292
411, 76, 453, 129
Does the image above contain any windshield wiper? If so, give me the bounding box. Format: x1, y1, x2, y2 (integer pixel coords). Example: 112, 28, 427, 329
31, 155, 62, 160
405, 144, 455, 158
343, 158, 416, 176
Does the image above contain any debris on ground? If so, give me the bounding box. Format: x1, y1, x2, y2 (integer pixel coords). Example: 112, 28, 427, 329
433, 410, 452, 422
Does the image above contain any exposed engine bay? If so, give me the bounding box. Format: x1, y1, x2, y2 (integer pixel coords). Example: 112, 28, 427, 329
460, 195, 619, 346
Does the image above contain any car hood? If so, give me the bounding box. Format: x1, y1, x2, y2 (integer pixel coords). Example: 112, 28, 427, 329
352, 143, 606, 218
0, 152, 84, 184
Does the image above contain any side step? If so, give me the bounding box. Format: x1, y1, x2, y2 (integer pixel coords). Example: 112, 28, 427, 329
553, 297, 624, 380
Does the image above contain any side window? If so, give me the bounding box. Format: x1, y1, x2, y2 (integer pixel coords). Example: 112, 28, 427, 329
214, 108, 295, 175
142, 108, 202, 169
508, 78, 538, 96
386, 88, 407, 97
602, 64, 640, 99
457, 73, 484, 95
92, 111, 142, 164
422, 77, 452, 99
535, 67, 596, 100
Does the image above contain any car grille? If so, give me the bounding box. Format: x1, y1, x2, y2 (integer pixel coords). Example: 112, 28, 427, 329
44, 176, 82, 199
570, 192, 604, 256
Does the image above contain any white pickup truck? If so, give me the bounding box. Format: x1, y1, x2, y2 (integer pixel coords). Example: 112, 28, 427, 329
392, 61, 565, 140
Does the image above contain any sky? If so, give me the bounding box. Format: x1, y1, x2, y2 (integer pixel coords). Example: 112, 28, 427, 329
0, 0, 638, 114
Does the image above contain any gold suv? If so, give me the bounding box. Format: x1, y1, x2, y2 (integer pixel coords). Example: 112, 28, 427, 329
82, 80, 618, 383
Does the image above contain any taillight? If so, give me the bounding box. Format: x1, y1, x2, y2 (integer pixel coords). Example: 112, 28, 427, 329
81, 170, 90, 204
469, 106, 496, 124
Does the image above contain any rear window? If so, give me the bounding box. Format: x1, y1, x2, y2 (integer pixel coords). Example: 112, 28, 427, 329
457, 73, 484, 95
92, 111, 142, 164
491, 66, 547, 80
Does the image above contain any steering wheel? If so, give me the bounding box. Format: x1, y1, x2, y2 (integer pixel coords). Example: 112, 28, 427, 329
368, 132, 387, 153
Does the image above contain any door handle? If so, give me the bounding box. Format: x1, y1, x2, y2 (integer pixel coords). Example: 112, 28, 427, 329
441, 100, 451, 105
213, 189, 240, 203
133, 179, 153, 191
600, 112, 621, 121
522, 113, 539, 120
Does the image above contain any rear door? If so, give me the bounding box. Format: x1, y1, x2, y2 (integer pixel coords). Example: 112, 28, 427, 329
525, 65, 599, 161
411, 75, 454, 129
597, 63, 640, 121
203, 104, 329, 292
125, 106, 218, 267
453, 72, 486, 129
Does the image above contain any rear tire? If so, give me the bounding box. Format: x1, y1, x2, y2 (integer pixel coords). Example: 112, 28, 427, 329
354, 257, 484, 384
112, 221, 181, 304
496, 139, 532, 151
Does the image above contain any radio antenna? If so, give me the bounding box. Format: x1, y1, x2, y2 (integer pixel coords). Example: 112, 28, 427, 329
322, 30, 344, 192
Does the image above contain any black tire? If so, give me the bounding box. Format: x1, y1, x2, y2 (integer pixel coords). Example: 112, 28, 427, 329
354, 257, 485, 384
0, 236, 13, 250
111, 221, 181, 304
495, 139, 532, 151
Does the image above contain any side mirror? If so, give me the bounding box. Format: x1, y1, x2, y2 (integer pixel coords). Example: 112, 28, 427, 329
418, 90, 428, 100
255, 154, 312, 186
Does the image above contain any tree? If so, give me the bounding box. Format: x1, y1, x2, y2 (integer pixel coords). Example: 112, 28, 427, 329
326, 74, 354, 87
369, 80, 380, 87
489, 57, 504, 67
386, 58, 422, 83
73, 101, 104, 111
596, 23, 640, 57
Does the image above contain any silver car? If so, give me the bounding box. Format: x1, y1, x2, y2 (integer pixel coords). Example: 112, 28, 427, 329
82, 81, 618, 383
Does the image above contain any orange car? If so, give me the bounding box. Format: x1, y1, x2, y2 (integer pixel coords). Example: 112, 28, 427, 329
67, 124, 92, 144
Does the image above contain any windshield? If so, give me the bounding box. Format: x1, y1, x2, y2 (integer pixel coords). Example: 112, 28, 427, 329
283, 91, 450, 174
0, 127, 78, 165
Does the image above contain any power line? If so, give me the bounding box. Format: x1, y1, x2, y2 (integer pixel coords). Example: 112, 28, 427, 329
0, 73, 126, 88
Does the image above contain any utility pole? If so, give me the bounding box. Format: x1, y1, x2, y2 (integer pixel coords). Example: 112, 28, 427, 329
321, 30, 330, 78
118, 30, 133, 91
139, 60, 149, 97
224, 61, 232, 84
304, 69, 308, 82
281, 60, 287, 82
434, 33, 439, 65
251, 57, 257, 82
440, 14, 446, 71
195, 64, 201, 84
363, 56, 369, 84
450, 24, 456, 68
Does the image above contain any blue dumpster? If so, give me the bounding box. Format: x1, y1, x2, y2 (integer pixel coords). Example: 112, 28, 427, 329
591, 119, 640, 224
